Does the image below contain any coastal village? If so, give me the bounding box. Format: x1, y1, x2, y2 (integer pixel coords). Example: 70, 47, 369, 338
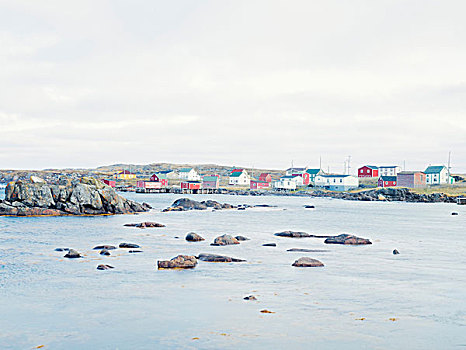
97, 163, 462, 196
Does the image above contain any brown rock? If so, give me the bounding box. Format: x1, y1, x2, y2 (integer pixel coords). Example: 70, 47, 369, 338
211, 234, 240, 246
292, 257, 324, 267
157, 255, 197, 269
186, 232, 205, 242
324, 234, 372, 245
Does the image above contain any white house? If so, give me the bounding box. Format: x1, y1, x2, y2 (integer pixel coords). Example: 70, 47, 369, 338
178, 168, 201, 181
229, 169, 250, 186
315, 174, 359, 191
424, 165, 453, 185
378, 166, 401, 177
273, 177, 297, 190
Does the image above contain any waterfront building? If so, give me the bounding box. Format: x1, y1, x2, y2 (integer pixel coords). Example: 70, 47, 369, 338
378, 176, 397, 188
358, 165, 379, 178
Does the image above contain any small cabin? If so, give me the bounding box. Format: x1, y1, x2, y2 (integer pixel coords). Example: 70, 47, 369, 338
101, 179, 116, 188
202, 175, 220, 189
250, 180, 270, 190
378, 176, 397, 188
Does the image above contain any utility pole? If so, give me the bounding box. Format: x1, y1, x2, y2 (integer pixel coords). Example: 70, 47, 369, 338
347, 155, 351, 175
447, 151, 451, 182
343, 160, 347, 174
403, 160, 406, 171
319, 156, 322, 170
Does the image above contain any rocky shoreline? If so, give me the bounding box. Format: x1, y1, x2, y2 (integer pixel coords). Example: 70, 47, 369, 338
212, 187, 461, 203
0, 177, 151, 216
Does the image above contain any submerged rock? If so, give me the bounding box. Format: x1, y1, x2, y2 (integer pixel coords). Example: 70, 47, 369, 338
292, 257, 324, 267
304, 205, 315, 209
263, 243, 277, 247
0, 177, 149, 216
235, 235, 250, 241
451, 212, 459, 216
64, 249, 82, 259
54, 247, 69, 252
97, 264, 114, 270
129, 250, 143, 253
211, 234, 240, 246
157, 255, 197, 269
93, 245, 116, 250
119, 243, 140, 249
274, 231, 312, 238
324, 234, 372, 245
197, 253, 246, 262
100, 249, 111, 256
185, 232, 205, 242
287, 248, 330, 252
124, 222, 165, 228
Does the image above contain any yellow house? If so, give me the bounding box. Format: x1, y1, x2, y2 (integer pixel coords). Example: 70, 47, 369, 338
115, 170, 136, 180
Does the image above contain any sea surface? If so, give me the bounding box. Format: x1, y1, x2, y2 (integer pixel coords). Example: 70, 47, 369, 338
1, 192, 465, 349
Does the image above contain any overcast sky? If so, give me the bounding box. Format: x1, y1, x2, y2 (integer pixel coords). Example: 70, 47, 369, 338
1, 0, 465, 172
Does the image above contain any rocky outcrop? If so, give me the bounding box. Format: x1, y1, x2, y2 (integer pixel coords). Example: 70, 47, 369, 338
186, 232, 205, 242
0, 177, 151, 216
157, 255, 197, 269
210, 234, 240, 246
292, 257, 324, 267
93, 245, 116, 250
324, 234, 372, 245
124, 222, 165, 228
197, 253, 246, 262
163, 198, 274, 212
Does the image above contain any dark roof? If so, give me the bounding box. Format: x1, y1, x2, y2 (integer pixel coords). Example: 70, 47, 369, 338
379, 176, 397, 182
118, 170, 134, 174
424, 165, 446, 174
398, 171, 424, 175
286, 167, 306, 172
321, 174, 351, 178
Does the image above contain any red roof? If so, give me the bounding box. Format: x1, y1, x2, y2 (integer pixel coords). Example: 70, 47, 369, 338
232, 169, 243, 173
118, 170, 135, 175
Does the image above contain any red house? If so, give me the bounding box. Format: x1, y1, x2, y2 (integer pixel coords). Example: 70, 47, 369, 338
181, 181, 201, 190
358, 165, 379, 178
250, 180, 269, 190
258, 173, 272, 183
149, 173, 169, 187
378, 176, 397, 188
202, 175, 220, 189
101, 179, 116, 188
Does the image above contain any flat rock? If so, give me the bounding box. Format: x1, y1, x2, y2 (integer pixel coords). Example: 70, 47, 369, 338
64, 249, 82, 259
186, 232, 205, 242
157, 255, 197, 269
129, 250, 143, 253
119, 243, 140, 249
197, 253, 246, 262
124, 222, 165, 228
451, 212, 459, 216
263, 243, 276, 247
235, 235, 250, 241
304, 205, 315, 209
211, 234, 240, 246
287, 248, 330, 252
93, 245, 116, 250
292, 257, 324, 267
97, 264, 114, 270
324, 234, 372, 245
274, 231, 312, 238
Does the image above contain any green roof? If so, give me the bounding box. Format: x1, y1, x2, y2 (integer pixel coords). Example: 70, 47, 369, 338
230, 171, 243, 177
179, 168, 193, 173
424, 166, 446, 174
306, 168, 322, 175
203, 176, 219, 182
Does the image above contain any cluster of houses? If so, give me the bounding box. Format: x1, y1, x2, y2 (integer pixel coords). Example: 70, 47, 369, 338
358, 165, 455, 188
102, 163, 456, 193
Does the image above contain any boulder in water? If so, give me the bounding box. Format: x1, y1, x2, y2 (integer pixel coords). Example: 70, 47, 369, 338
210, 234, 240, 246
157, 255, 197, 269
292, 257, 324, 267
64, 249, 82, 259
97, 264, 114, 270
124, 222, 165, 228
119, 243, 140, 249
324, 234, 372, 245
185, 232, 205, 242
93, 245, 116, 250
235, 235, 250, 241
263, 243, 276, 247
274, 231, 312, 238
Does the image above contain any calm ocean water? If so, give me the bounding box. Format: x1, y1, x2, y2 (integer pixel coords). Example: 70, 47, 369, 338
1, 192, 465, 349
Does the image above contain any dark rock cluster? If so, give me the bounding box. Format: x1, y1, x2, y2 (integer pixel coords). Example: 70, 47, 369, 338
0, 177, 151, 216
